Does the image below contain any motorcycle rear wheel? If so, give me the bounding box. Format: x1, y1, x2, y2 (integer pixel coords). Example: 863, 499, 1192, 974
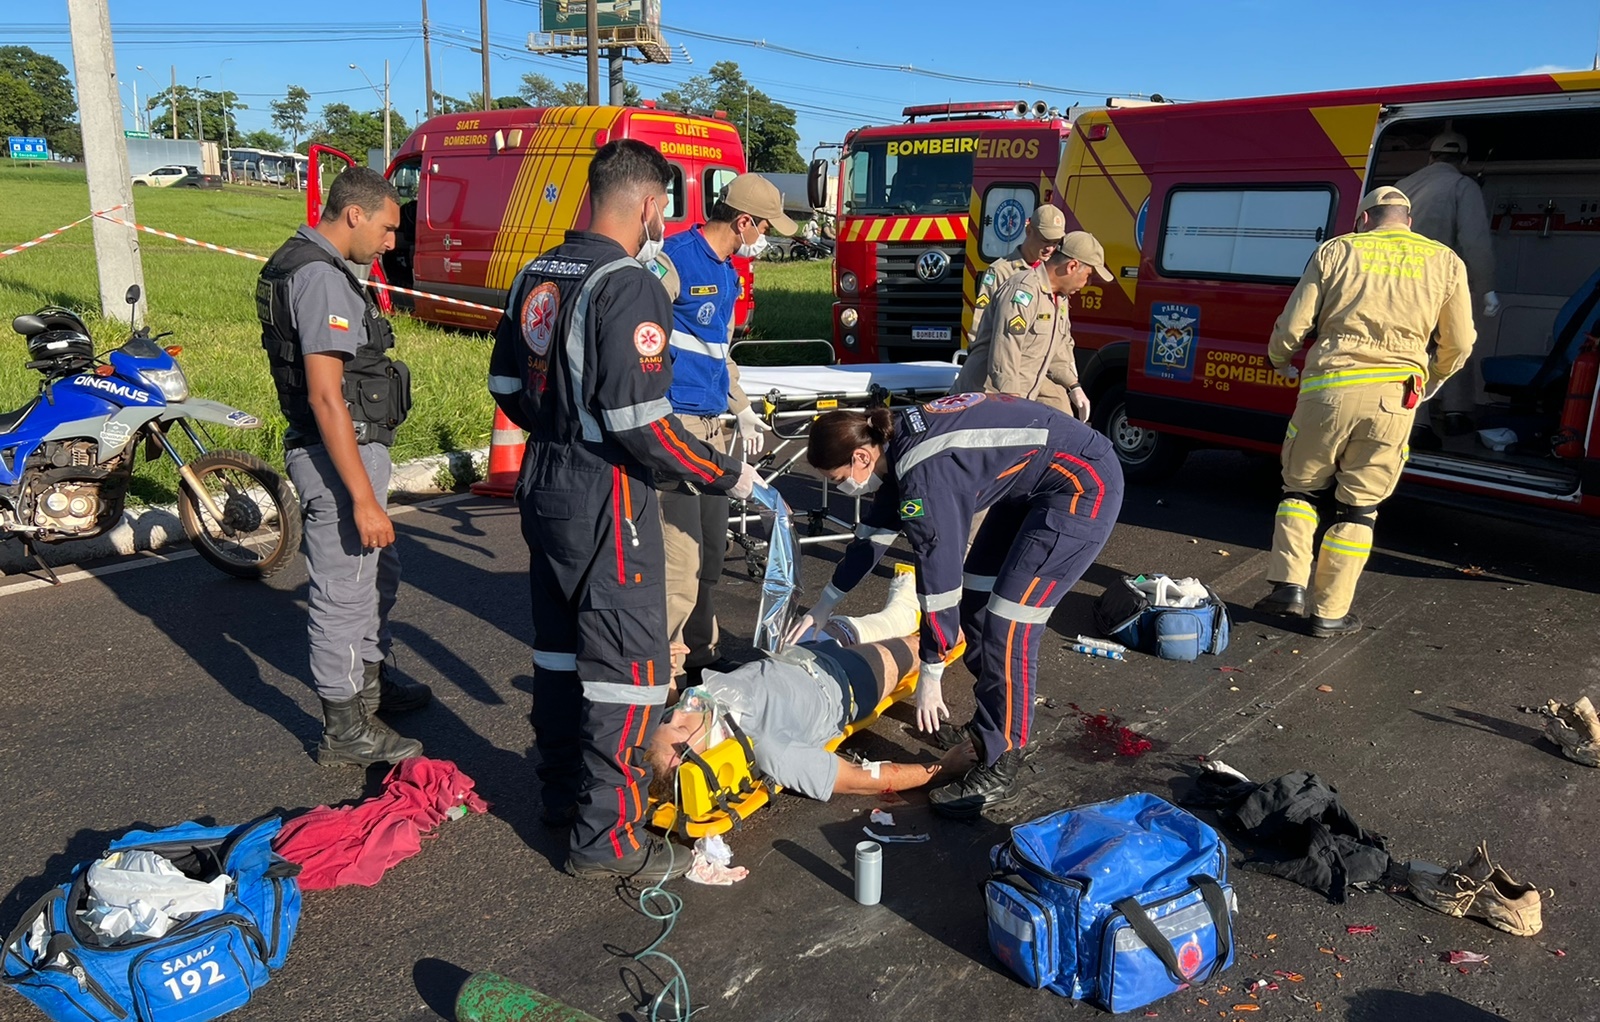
177, 450, 302, 580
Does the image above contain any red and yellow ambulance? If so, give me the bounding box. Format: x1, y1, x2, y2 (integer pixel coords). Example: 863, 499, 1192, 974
811, 101, 1070, 363
307, 103, 755, 333
1055, 71, 1600, 518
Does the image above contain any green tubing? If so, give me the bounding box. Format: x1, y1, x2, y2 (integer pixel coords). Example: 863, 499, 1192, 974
454, 972, 605, 1022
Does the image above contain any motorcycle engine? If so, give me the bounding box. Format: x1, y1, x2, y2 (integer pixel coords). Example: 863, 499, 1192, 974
19, 441, 127, 539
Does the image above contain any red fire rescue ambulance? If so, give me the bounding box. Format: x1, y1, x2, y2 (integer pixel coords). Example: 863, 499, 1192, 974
1054, 71, 1600, 519
307, 103, 755, 333
808, 101, 1070, 363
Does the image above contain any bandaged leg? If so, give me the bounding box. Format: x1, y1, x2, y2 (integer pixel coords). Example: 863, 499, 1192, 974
1266, 495, 1319, 586
823, 569, 918, 644
1311, 510, 1375, 619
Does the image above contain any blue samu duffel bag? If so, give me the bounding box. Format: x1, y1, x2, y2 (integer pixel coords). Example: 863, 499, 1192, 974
985, 793, 1236, 1014
1094, 574, 1230, 661
2, 818, 301, 1022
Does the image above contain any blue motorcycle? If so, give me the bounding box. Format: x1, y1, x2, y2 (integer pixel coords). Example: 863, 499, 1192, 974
1, 286, 301, 580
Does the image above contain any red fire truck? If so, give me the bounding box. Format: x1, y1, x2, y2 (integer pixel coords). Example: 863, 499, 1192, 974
808, 101, 1070, 363
1054, 70, 1600, 519
306, 103, 755, 333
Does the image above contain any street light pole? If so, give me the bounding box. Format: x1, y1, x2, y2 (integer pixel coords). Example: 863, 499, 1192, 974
220, 58, 233, 182
194, 74, 211, 143
349, 62, 391, 169
135, 65, 162, 133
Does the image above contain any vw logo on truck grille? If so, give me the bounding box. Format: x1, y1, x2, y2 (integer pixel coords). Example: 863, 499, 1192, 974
916, 249, 950, 282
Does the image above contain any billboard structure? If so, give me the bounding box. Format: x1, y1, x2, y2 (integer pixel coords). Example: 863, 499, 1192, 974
528, 0, 670, 65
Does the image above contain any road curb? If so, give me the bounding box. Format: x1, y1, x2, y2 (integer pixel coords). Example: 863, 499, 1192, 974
0, 445, 490, 572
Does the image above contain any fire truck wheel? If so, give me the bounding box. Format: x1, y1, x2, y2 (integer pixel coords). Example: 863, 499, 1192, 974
1091, 382, 1188, 482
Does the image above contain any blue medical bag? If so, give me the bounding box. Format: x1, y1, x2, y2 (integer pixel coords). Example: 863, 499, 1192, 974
1095, 574, 1231, 661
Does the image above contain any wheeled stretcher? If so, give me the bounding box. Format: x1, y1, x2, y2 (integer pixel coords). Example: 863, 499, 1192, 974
720, 353, 961, 574
649, 639, 964, 839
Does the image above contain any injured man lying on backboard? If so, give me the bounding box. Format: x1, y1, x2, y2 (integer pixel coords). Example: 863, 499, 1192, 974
648, 571, 975, 802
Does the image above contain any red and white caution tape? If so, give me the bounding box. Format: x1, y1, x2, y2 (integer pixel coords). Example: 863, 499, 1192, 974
0, 205, 125, 260
92, 212, 503, 314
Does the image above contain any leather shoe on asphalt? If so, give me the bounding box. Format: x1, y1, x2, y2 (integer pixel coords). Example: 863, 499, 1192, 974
1310, 612, 1362, 638
1254, 582, 1306, 618
929, 749, 1024, 819
568, 837, 691, 884
1543, 696, 1600, 767
316, 696, 423, 767
363, 660, 433, 716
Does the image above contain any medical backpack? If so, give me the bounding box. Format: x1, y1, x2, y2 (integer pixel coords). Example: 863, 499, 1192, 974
985, 793, 1236, 1013
1, 818, 301, 1022
1094, 574, 1231, 661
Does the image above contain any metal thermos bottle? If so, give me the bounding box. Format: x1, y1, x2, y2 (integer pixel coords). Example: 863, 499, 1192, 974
855, 840, 882, 905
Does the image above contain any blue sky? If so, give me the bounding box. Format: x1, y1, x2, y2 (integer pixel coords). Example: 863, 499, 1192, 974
16, 0, 1600, 155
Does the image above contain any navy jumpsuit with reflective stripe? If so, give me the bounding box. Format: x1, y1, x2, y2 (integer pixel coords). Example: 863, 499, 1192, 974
488, 230, 742, 863
828, 393, 1123, 764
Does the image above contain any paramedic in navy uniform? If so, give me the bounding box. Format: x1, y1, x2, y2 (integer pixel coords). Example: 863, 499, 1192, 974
789, 394, 1123, 817
487, 140, 760, 883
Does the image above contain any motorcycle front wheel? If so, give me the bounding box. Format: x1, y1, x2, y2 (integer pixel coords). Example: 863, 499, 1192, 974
177, 450, 302, 580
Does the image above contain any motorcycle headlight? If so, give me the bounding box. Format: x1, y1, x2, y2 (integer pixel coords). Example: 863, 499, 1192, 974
141, 365, 189, 403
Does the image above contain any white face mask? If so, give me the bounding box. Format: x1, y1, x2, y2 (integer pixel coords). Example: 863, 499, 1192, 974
637, 204, 666, 267
835, 460, 881, 497
736, 219, 770, 259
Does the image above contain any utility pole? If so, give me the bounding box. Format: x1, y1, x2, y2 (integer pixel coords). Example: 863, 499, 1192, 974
169, 65, 178, 139
607, 48, 624, 105
421, 0, 435, 119
383, 59, 392, 169
220, 57, 232, 182
586, 0, 599, 105
195, 75, 210, 143
65, 0, 146, 323
479, 0, 491, 111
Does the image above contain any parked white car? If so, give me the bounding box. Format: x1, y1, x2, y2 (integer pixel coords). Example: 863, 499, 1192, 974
131, 165, 190, 187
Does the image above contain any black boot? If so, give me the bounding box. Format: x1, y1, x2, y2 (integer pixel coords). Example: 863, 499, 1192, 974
1253, 582, 1306, 618
316, 696, 424, 767
929, 748, 1025, 819
361, 659, 432, 716
568, 836, 691, 884
931, 719, 976, 751
1310, 612, 1362, 638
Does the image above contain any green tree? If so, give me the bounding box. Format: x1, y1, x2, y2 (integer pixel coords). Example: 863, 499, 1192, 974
307, 103, 410, 160
432, 93, 475, 116
147, 87, 241, 142
518, 72, 643, 108
0, 45, 77, 140
270, 85, 310, 151
237, 128, 288, 151
659, 62, 802, 172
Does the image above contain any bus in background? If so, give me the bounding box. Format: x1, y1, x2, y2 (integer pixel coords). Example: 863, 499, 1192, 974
808, 101, 1070, 363
1055, 70, 1600, 519
306, 102, 755, 333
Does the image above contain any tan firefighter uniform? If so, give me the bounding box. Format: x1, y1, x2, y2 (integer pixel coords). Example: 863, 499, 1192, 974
955, 262, 1080, 413
1265, 186, 1476, 619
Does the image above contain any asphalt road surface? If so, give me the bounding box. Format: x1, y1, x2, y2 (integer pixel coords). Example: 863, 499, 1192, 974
0, 451, 1595, 1022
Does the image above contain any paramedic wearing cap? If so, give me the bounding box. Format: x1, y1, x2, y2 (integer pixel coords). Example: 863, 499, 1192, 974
1253, 186, 1474, 637
488, 139, 761, 883
1394, 131, 1498, 433
957, 204, 1065, 389
962, 232, 1113, 421
786, 395, 1123, 818
257, 165, 431, 769
647, 601, 977, 804
657, 173, 797, 684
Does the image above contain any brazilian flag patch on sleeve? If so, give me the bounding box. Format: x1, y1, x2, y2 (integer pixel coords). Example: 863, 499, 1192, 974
899, 498, 925, 519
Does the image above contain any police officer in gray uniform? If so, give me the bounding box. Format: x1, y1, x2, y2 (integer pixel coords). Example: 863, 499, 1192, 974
256, 166, 431, 767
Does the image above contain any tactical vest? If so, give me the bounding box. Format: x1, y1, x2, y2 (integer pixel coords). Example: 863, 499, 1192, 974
255, 234, 411, 447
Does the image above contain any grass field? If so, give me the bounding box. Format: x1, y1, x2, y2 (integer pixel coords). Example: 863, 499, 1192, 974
0, 163, 833, 501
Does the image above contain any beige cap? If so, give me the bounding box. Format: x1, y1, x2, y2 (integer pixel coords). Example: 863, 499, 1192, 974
1429, 130, 1468, 156
722, 173, 799, 236
1032, 204, 1067, 241
1059, 230, 1113, 281
1357, 185, 1411, 215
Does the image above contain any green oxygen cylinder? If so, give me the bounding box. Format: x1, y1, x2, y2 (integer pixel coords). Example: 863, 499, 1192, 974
454, 972, 605, 1022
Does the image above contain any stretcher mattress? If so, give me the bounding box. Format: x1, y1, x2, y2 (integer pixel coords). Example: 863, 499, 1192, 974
737, 361, 960, 405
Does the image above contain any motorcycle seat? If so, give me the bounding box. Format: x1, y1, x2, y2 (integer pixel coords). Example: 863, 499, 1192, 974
0, 398, 38, 435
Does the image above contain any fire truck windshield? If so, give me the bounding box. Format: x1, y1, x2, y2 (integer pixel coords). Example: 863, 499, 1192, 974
842, 139, 975, 216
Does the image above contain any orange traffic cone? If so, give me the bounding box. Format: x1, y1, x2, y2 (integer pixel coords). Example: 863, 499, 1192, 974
470, 408, 526, 498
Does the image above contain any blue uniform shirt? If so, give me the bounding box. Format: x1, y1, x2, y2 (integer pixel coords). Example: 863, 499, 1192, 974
662, 226, 739, 416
